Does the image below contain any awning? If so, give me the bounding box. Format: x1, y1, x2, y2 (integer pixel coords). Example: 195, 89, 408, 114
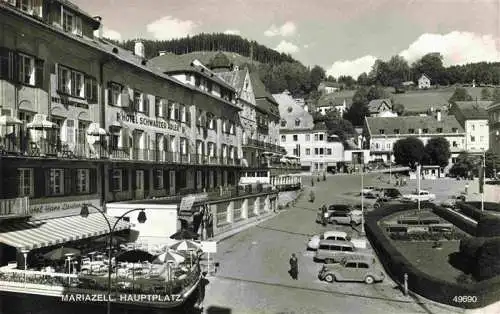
0, 214, 130, 251
0, 115, 23, 126
26, 114, 59, 129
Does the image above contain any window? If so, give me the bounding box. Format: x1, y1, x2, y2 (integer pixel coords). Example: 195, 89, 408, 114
437, 128, 443, 133
281, 135, 286, 142
393, 129, 400, 134
471, 136, 475, 142
76, 169, 90, 193
379, 129, 385, 135
133, 90, 142, 112
293, 135, 298, 141
85, 76, 98, 102
408, 128, 415, 134
314, 148, 319, 155
306, 134, 310, 141
319, 148, 324, 155
452, 141, 458, 147
480, 136, 484, 142
295, 118, 300, 127
57, 65, 85, 98
314, 134, 318, 141
180, 104, 186, 122
153, 170, 164, 189
155, 97, 163, 117
422, 128, 428, 134
48, 169, 64, 196
358, 263, 369, 269
327, 148, 332, 155
452, 128, 458, 133
111, 169, 122, 192
345, 263, 357, 268
281, 120, 286, 127
62, 7, 82, 36
18, 168, 33, 197
471, 124, 475, 131
319, 134, 324, 141
195, 76, 201, 87
109, 83, 122, 106
180, 138, 187, 154
19, 53, 35, 85
207, 81, 213, 93
305, 148, 310, 155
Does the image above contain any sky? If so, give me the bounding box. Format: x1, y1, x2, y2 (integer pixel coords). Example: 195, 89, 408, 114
73, 0, 500, 78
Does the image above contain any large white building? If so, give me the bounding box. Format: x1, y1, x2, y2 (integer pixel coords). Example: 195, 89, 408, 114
273, 91, 344, 173
364, 112, 466, 171
450, 101, 490, 154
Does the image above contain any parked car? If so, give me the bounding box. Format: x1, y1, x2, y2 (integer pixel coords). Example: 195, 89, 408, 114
314, 240, 372, 263
307, 231, 350, 250
329, 209, 363, 226
402, 190, 436, 202
318, 257, 385, 284
361, 186, 376, 196
367, 187, 401, 199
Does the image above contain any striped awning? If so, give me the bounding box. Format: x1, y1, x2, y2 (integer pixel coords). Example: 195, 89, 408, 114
0, 214, 130, 251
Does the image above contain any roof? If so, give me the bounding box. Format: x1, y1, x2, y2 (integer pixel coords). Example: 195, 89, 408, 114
365, 115, 464, 136
209, 51, 233, 69
273, 92, 314, 130
313, 121, 328, 131
317, 93, 353, 108
249, 72, 280, 117
368, 99, 392, 113
148, 54, 236, 91
54, 0, 100, 28
451, 102, 489, 120
216, 69, 247, 93
419, 74, 430, 81
319, 81, 341, 88
453, 101, 493, 110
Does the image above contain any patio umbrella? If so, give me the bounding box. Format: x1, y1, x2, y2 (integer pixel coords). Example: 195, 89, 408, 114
86, 127, 109, 136
43, 247, 81, 261
115, 249, 154, 263
169, 240, 201, 252
169, 229, 199, 240
152, 250, 186, 265
0, 116, 23, 126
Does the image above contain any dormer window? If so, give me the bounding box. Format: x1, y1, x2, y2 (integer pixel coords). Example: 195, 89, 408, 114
437, 128, 443, 133
422, 128, 428, 134
408, 128, 415, 134
281, 119, 286, 127
295, 118, 301, 127
393, 129, 400, 134
62, 7, 82, 36
452, 127, 458, 133
379, 129, 385, 135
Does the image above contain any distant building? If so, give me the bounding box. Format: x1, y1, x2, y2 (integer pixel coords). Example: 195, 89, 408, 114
316, 99, 348, 117
318, 81, 340, 94
273, 92, 344, 173
450, 101, 490, 153
418, 74, 431, 89
487, 102, 500, 156
364, 113, 466, 172
367, 99, 397, 117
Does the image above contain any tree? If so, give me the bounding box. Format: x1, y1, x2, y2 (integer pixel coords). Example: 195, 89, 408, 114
481, 88, 492, 100
343, 87, 369, 126
485, 150, 500, 178
449, 87, 473, 104
324, 118, 355, 142
423, 137, 451, 168
357, 72, 370, 86
449, 153, 478, 178
310, 65, 326, 90
392, 103, 405, 115
338, 75, 356, 89
369, 59, 391, 86
386, 55, 410, 85
412, 53, 446, 85
366, 85, 389, 101
393, 137, 425, 168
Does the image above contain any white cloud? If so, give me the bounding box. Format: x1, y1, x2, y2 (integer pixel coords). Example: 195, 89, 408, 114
326, 55, 377, 78
224, 29, 241, 35
102, 28, 122, 41
264, 21, 297, 37
326, 31, 500, 78
303, 44, 309, 48
146, 16, 199, 40
275, 40, 299, 54
399, 31, 500, 66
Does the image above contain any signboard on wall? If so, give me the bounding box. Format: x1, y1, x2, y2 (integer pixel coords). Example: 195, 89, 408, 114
29, 199, 101, 220
179, 195, 196, 215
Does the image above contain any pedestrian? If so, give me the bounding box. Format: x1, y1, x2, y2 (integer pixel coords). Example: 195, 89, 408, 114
289, 253, 298, 280
195, 271, 209, 310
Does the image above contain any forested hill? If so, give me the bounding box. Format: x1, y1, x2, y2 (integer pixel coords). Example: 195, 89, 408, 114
119, 33, 296, 64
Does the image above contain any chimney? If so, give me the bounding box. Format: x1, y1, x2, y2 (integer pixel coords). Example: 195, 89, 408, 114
93, 16, 103, 39
158, 51, 167, 56
134, 41, 145, 58
436, 110, 442, 122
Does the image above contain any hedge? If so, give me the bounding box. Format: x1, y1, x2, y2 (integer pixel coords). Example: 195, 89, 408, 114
477, 238, 500, 280
432, 206, 477, 236
455, 202, 484, 221
477, 215, 500, 237
458, 202, 500, 237
365, 202, 500, 309
465, 202, 500, 213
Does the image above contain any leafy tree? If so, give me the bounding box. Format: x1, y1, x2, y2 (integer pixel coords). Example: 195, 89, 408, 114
485, 150, 500, 177
369, 59, 391, 86
326, 75, 336, 82
386, 55, 410, 85
449, 153, 479, 178
343, 87, 369, 126
412, 53, 446, 85
393, 137, 425, 168
392, 103, 405, 115
357, 72, 370, 86
449, 87, 473, 104
423, 137, 451, 168
366, 85, 389, 101
337, 75, 356, 89
310, 65, 326, 90
324, 118, 355, 142
481, 88, 492, 100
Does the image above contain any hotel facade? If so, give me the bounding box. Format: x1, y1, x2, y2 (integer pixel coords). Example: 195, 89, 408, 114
0, 0, 286, 265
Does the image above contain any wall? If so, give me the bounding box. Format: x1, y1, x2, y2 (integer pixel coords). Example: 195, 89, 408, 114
465, 120, 489, 153
281, 131, 344, 165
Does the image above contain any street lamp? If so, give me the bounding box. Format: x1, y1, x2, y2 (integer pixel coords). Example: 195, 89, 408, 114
385, 135, 392, 184
360, 155, 365, 235
80, 204, 147, 314
20, 248, 29, 286
481, 148, 486, 212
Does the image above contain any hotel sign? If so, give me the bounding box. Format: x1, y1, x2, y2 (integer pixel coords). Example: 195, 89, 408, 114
116, 112, 179, 131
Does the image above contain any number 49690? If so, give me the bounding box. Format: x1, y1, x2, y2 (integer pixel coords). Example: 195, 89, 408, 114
453, 296, 478, 303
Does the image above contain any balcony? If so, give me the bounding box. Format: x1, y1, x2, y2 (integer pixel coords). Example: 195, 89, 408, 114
0, 197, 30, 219
243, 138, 285, 154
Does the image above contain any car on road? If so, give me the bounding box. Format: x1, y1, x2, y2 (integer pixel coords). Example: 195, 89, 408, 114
307, 231, 350, 250
402, 190, 436, 202
361, 186, 376, 196
316, 204, 352, 223
440, 194, 466, 208
318, 257, 385, 284
314, 240, 372, 263
366, 187, 401, 199
328, 209, 363, 226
